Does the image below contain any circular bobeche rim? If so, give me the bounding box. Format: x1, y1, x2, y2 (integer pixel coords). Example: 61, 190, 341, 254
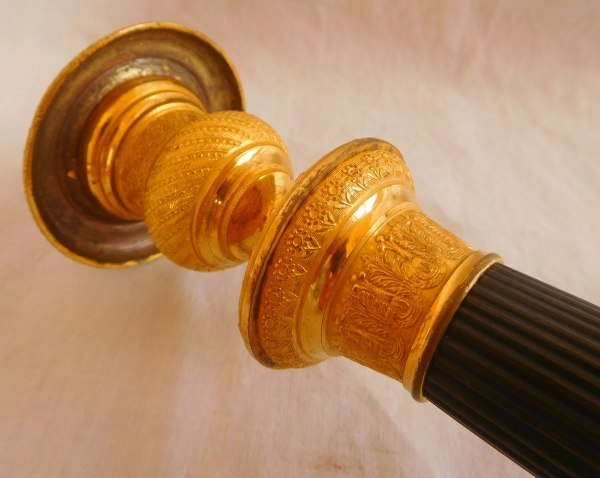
24, 22, 244, 267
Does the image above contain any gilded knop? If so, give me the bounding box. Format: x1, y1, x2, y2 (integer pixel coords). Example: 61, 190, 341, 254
24, 23, 294, 269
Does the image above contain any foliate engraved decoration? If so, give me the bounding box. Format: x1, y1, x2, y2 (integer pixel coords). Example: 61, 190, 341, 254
301, 201, 336, 232
322, 155, 407, 208
284, 229, 321, 258
272, 257, 308, 282
332, 210, 472, 380
144, 111, 287, 271
258, 147, 415, 369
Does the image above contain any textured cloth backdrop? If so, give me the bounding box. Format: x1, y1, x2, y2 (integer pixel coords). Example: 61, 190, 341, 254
1, 1, 599, 477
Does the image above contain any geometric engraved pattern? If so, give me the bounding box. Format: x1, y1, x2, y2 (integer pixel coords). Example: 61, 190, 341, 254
330, 210, 472, 380
258, 146, 415, 368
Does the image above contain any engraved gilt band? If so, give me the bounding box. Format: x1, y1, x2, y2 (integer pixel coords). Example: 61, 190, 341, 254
241, 139, 502, 399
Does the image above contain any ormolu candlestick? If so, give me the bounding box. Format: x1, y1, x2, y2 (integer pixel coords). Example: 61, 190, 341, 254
25, 23, 600, 478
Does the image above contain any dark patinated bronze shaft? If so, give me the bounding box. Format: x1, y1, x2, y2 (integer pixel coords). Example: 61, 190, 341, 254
425, 264, 600, 478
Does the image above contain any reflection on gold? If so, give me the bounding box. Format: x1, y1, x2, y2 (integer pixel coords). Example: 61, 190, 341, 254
24, 22, 502, 402
240, 138, 502, 401
81, 77, 207, 220
24, 22, 249, 267
83, 78, 294, 271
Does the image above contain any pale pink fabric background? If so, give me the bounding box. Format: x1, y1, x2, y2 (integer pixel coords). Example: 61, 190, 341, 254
1, 1, 599, 477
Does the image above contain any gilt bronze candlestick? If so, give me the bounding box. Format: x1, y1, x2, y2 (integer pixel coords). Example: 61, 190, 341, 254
24, 23, 600, 478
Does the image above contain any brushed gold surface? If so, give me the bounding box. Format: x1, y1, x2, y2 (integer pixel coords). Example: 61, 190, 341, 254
240, 138, 503, 397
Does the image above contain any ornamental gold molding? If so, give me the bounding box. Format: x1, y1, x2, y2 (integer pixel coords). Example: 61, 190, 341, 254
143, 111, 291, 271
246, 142, 416, 368
25, 22, 502, 400
328, 209, 473, 381
240, 138, 502, 400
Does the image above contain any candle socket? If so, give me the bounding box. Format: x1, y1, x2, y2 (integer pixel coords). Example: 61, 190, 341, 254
25, 23, 293, 270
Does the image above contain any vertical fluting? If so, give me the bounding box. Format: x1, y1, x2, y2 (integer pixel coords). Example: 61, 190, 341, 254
424, 264, 600, 478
